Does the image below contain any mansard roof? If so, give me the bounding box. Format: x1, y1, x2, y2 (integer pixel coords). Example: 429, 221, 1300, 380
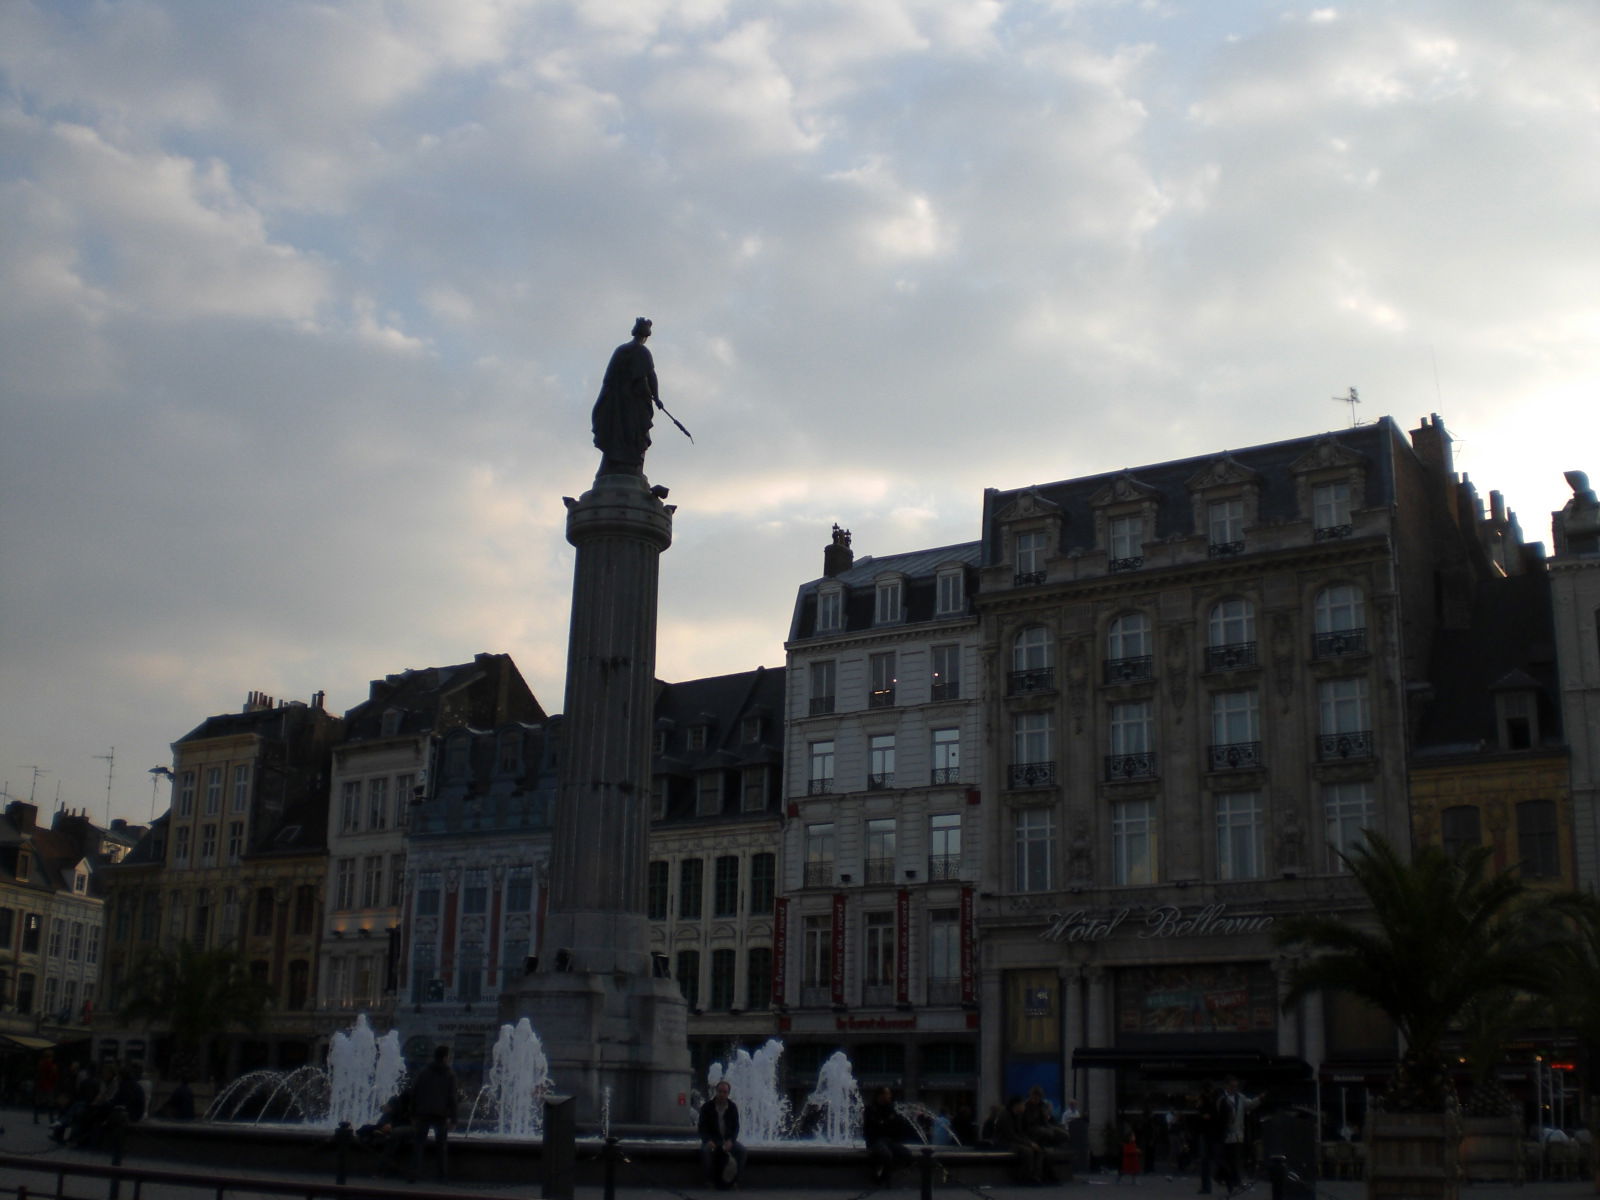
343, 651, 544, 741
652, 665, 786, 773
789, 539, 982, 641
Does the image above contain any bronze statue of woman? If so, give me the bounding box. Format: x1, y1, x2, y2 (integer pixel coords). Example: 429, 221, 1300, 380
591, 317, 662, 476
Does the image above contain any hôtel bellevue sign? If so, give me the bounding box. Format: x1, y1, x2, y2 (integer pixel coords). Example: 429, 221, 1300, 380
1039, 903, 1274, 944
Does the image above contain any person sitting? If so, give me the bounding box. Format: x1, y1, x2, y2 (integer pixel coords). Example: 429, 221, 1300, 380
995, 1095, 1048, 1185
1023, 1085, 1069, 1147
158, 1076, 197, 1120
697, 1080, 748, 1190
863, 1085, 916, 1187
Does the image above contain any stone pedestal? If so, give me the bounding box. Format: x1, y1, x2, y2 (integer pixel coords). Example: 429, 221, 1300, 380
503, 473, 691, 1126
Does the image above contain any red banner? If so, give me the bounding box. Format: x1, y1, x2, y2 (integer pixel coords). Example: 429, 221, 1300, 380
831, 892, 847, 1006
895, 888, 910, 1005
960, 885, 976, 1005
772, 896, 788, 1004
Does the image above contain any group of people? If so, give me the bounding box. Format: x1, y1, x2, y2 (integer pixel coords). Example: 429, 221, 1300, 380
1109, 1077, 1261, 1195
357, 1044, 461, 1183
41, 1056, 148, 1148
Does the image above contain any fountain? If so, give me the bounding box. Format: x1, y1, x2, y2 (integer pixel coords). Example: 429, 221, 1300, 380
798, 1050, 864, 1146
481, 1017, 551, 1136
707, 1040, 790, 1144
328, 1013, 407, 1129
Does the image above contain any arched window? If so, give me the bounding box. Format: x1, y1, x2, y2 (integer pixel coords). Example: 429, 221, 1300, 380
1105, 612, 1153, 682
1313, 584, 1367, 657
1010, 626, 1054, 694
1206, 599, 1257, 671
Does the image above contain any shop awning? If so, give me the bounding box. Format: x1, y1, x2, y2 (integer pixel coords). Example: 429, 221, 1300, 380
1071, 1047, 1311, 1082
0, 1033, 58, 1052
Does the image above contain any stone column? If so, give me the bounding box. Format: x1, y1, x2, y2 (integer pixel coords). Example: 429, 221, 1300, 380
1084, 964, 1114, 1156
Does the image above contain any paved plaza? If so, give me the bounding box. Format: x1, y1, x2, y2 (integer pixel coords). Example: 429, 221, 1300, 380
2, 1108, 1594, 1200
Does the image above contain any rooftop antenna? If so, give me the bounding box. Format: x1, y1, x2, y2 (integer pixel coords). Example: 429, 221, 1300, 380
93, 746, 115, 826
17, 765, 48, 804
1333, 387, 1361, 427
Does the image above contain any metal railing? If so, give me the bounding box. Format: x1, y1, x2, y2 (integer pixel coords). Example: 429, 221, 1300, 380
928, 854, 961, 880
803, 861, 835, 887
868, 687, 896, 708
1008, 667, 1055, 695
1105, 751, 1158, 780
1008, 761, 1056, 788
866, 772, 895, 790
1319, 730, 1374, 760
1208, 741, 1262, 771
930, 767, 960, 785
1208, 540, 1245, 558
1103, 655, 1152, 684
808, 695, 836, 715
1206, 641, 1257, 671
1313, 628, 1367, 658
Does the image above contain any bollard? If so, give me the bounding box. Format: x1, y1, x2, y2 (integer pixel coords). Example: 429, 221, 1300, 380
1269, 1153, 1286, 1200
541, 1095, 576, 1200
919, 1145, 935, 1200
602, 1135, 620, 1200
333, 1121, 355, 1185
107, 1104, 128, 1200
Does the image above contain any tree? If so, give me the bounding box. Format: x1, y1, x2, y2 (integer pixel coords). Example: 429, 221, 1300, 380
119, 942, 275, 1080
1275, 833, 1556, 1112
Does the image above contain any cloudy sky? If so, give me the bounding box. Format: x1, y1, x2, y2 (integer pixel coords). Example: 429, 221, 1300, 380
3, 0, 1596, 828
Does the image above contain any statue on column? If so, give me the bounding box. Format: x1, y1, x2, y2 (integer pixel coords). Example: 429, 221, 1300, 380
591, 317, 662, 476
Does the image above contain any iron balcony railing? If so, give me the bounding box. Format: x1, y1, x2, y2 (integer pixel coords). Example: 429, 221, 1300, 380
930, 681, 960, 701
806, 777, 834, 796
928, 854, 961, 880
1313, 628, 1367, 658
1314, 523, 1354, 541
1009, 667, 1055, 695
803, 861, 835, 887
930, 767, 960, 785
1009, 761, 1056, 788
1103, 655, 1153, 684
1014, 569, 1047, 586
809, 695, 836, 716
1105, 751, 1158, 781
1109, 555, 1145, 573
864, 858, 895, 885
868, 687, 896, 708
1208, 540, 1245, 558
866, 772, 895, 790
1206, 641, 1258, 672
1208, 741, 1262, 771
1319, 730, 1374, 760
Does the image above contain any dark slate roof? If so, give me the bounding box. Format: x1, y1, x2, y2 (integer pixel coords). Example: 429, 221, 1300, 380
412, 718, 559, 838
789, 540, 982, 641
344, 653, 543, 741
979, 417, 1404, 562
1413, 571, 1562, 752
176, 699, 341, 746
652, 665, 786, 771
0, 805, 106, 899
115, 813, 169, 867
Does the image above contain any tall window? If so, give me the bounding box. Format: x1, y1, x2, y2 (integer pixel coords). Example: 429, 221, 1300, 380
746, 946, 773, 1009
363, 855, 383, 907
1105, 612, 1153, 682
199, 824, 218, 866
865, 818, 896, 883
1108, 514, 1144, 568
1112, 799, 1156, 885
293, 884, 317, 935
1209, 690, 1261, 770
749, 852, 775, 914
1207, 598, 1257, 670
231, 764, 251, 811
808, 740, 835, 795
875, 577, 903, 625
1208, 497, 1245, 552
696, 771, 722, 815
1313, 480, 1352, 535
817, 587, 842, 632
253, 887, 275, 937
868, 735, 896, 789
928, 908, 960, 983
1313, 584, 1366, 656
1516, 800, 1559, 878
646, 860, 669, 920
227, 820, 245, 864
1108, 700, 1155, 779
341, 781, 361, 834
415, 872, 441, 917
462, 869, 488, 914
389, 853, 406, 907
869, 652, 897, 707
367, 778, 389, 830
679, 858, 704, 919
205, 767, 223, 815
713, 855, 740, 917
1216, 792, 1264, 880
1015, 530, 1047, 582
809, 660, 836, 715
930, 813, 962, 879
1323, 782, 1375, 871
1011, 626, 1054, 693
173, 826, 191, 867
931, 728, 960, 784
802, 915, 831, 989
1015, 808, 1055, 892
936, 568, 965, 615
930, 643, 961, 701
675, 950, 700, 1009
68, 920, 84, 961
395, 774, 414, 826
864, 912, 895, 987
178, 771, 195, 816
710, 948, 736, 1010
1011, 712, 1053, 788
1441, 806, 1481, 858
1318, 677, 1372, 759
805, 824, 835, 887
741, 765, 768, 812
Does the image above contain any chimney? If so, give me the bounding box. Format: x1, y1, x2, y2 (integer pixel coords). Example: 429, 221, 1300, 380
823, 524, 854, 578
311, 690, 326, 711
1409, 413, 1456, 481
6, 800, 38, 831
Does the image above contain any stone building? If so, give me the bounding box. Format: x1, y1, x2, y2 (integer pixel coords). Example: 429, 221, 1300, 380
1550, 470, 1600, 890
95, 691, 343, 1078
780, 527, 985, 1113
321, 653, 541, 1032
645, 665, 785, 1087
969, 414, 1522, 1147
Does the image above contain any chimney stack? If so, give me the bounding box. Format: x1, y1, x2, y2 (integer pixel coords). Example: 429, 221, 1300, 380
823, 524, 854, 578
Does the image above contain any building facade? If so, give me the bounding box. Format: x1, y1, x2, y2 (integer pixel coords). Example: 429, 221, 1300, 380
1550, 471, 1600, 891
780, 527, 985, 1113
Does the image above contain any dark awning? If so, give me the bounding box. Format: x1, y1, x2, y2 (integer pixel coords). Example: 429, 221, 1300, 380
1071, 1047, 1311, 1082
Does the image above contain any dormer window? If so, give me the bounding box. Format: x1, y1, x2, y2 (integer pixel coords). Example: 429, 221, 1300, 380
741, 716, 763, 743
1108, 514, 1144, 571
496, 729, 522, 774
444, 734, 470, 780
1208, 498, 1245, 556
653, 730, 669, 755
875, 577, 903, 625
381, 708, 402, 737
16, 850, 31, 882
73, 868, 88, 894
1015, 531, 1047, 585
688, 725, 709, 751
1495, 688, 1539, 750
817, 587, 842, 633
936, 567, 966, 615
1313, 481, 1353, 539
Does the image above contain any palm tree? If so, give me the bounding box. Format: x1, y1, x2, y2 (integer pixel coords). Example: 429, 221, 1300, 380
119, 942, 276, 1081
1275, 833, 1556, 1112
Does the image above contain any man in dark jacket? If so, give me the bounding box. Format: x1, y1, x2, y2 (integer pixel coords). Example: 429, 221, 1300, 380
409, 1045, 459, 1182
697, 1080, 748, 1189
864, 1086, 915, 1186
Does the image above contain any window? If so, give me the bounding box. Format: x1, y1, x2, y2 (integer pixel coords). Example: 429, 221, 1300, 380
710, 948, 736, 1010
817, 587, 842, 632
496, 729, 522, 774
930, 643, 961, 701
937, 568, 965, 614
653, 730, 668, 755
931, 728, 960, 785
1105, 612, 1153, 683
741, 765, 768, 812
502, 866, 530, 912
696, 771, 722, 815
1011, 626, 1054, 693
741, 715, 763, 743
864, 911, 895, 988
1441, 806, 1481, 858
1209, 690, 1261, 770
178, 771, 195, 816
462, 869, 488, 914
930, 813, 961, 879
340, 781, 361, 834
1313, 480, 1352, 537
1216, 792, 1264, 880
928, 908, 960, 983
293, 885, 317, 935
1208, 498, 1245, 554
335, 858, 355, 910
140, 894, 159, 941
750, 852, 775, 914
1313, 584, 1367, 656
389, 854, 407, 906
1323, 782, 1375, 871
395, 774, 414, 826
646, 860, 669, 920
43, 976, 59, 1017
746, 946, 773, 1009
875, 577, 903, 625
679, 858, 704, 919
676, 949, 701, 1008
1516, 800, 1559, 878
805, 823, 835, 888
808, 740, 835, 794
809, 660, 836, 715
1207, 598, 1257, 670
1010, 711, 1054, 788
368, 778, 389, 831
200, 823, 218, 866
205, 767, 223, 815
869, 652, 897, 707
1015, 808, 1056, 892
363, 855, 384, 907
68, 920, 84, 961
865, 818, 896, 883
444, 734, 470, 780
17, 973, 35, 1015
173, 825, 191, 866
868, 735, 896, 790
1496, 689, 1537, 751
227, 821, 245, 864
221, 888, 239, 941
1015, 530, 1048, 583
47, 918, 64, 956
231, 764, 251, 812
1107, 700, 1155, 779
713, 855, 740, 917
1318, 677, 1372, 759
251, 887, 276, 937
25, 917, 44, 954
688, 725, 708, 750
0, 907, 11, 949
1108, 514, 1144, 569
415, 873, 441, 917
802, 915, 831, 989
1112, 799, 1156, 885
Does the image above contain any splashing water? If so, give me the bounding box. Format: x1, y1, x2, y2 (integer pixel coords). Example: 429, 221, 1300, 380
484, 1018, 551, 1136
707, 1040, 790, 1145
799, 1051, 863, 1146
328, 1013, 408, 1130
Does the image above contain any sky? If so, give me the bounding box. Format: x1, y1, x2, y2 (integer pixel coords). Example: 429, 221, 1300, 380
3, 0, 1597, 829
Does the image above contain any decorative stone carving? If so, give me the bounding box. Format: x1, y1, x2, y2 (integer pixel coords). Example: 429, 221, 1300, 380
1165, 624, 1189, 711
1271, 610, 1295, 704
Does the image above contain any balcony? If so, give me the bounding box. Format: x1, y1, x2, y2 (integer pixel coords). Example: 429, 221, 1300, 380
1206, 641, 1258, 672
1105, 751, 1158, 781
930, 767, 960, 785
1208, 741, 1262, 771
866, 772, 895, 791
809, 695, 836, 716
803, 861, 835, 888
1103, 656, 1153, 685
1313, 628, 1367, 658
1009, 761, 1056, 789
864, 858, 895, 885
1009, 667, 1056, 695
928, 854, 961, 880
1014, 570, 1046, 586
806, 777, 834, 796
1314, 523, 1354, 541
868, 687, 896, 709
930, 681, 960, 702
1319, 730, 1374, 761
1109, 555, 1145, 573
1208, 540, 1245, 559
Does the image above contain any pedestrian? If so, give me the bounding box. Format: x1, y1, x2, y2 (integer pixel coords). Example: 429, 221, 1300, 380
995, 1094, 1048, 1184
409, 1045, 458, 1183
1215, 1075, 1260, 1196
698, 1079, 748, 1189
1194, 1080, 1220, 1194
33, 1050, 59, 1124
863, 1085, 915, 1186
